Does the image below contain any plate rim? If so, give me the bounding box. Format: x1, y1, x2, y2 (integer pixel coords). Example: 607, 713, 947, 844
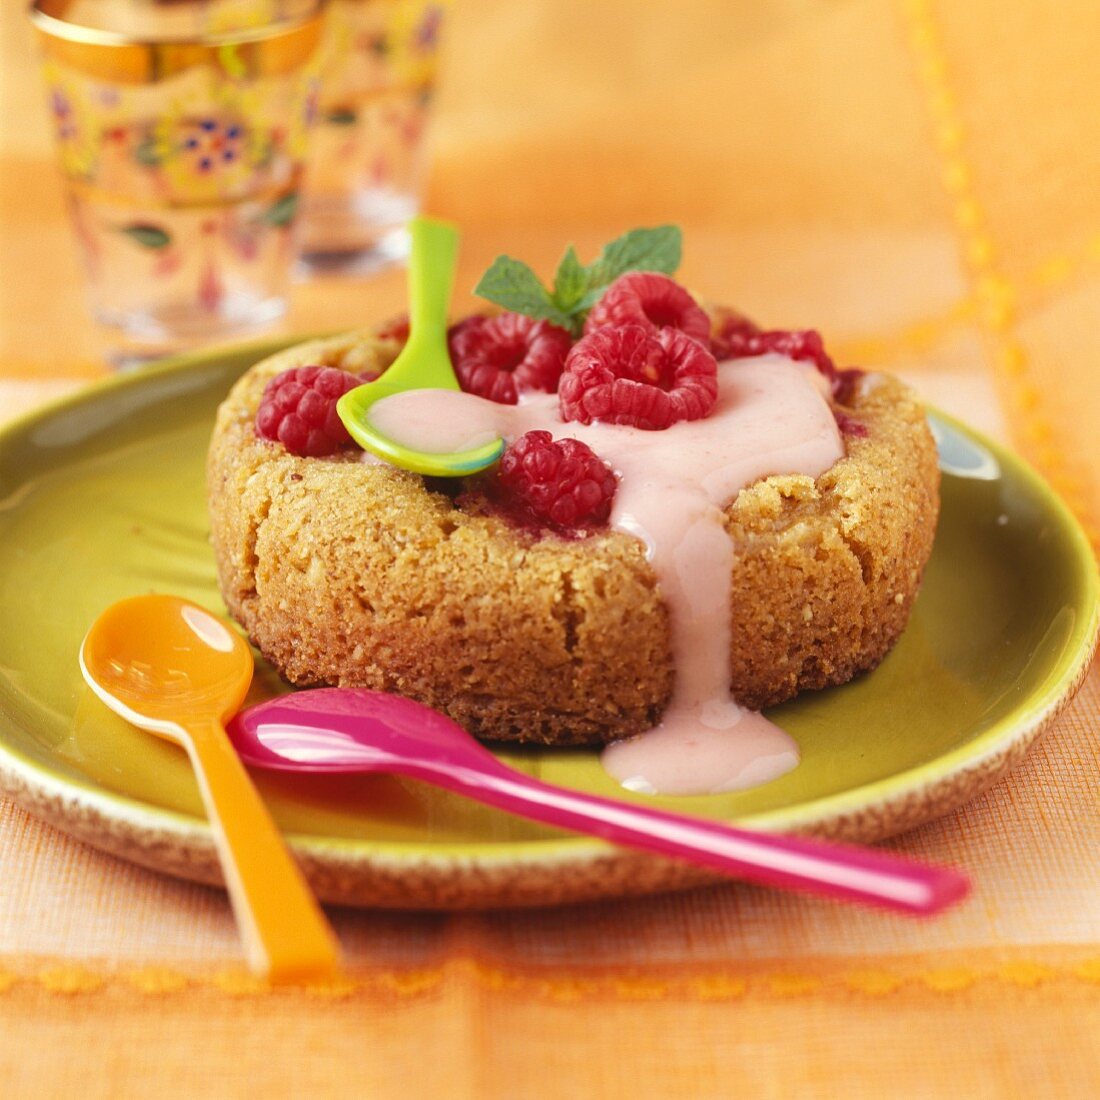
0, 343, 1097, 876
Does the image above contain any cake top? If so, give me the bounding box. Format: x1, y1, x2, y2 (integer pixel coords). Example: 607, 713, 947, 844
253, 224, 864, 539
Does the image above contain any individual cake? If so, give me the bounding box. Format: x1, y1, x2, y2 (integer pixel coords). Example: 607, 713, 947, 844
207, 229, 939, 769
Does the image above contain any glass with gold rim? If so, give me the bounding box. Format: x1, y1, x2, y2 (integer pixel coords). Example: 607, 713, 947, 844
298, 0, 446, 270
28, 0, 328, 364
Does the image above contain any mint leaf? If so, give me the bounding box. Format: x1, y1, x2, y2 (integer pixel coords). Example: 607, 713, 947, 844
585, 225, 681, 287
474, 256, 572, 327
575, 285, 610, 312
552, 246, 588, 312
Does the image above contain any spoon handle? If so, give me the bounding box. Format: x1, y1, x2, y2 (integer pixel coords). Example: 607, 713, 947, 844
407, 216, 458, 340
379, 216, 462, 392
434, 766, 969, 915
181, 718, 341, 982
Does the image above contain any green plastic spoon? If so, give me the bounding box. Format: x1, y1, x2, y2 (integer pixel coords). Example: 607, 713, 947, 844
337, 216, 505, 477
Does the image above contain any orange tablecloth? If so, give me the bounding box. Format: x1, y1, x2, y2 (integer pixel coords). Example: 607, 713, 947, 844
2, 2, 1100, 1095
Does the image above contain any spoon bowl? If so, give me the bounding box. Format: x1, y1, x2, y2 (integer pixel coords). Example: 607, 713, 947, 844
337, 216, 505, 477
81, 596, 341, 982
228, 687, 970, 916
227, 685, 497, 774
81, 594, 252, 733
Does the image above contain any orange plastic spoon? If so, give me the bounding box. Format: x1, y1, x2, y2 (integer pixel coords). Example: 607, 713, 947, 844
80, 595, 341, 983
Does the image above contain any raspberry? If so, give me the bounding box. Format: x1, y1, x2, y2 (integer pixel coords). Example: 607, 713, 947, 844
375, 313, 410, 344
559, 324, 718, 429
708, 306, 761, 359
718, 327, 837, 375
830, 367, 865, 406
498, 430, 617, 531
255, 365, 362, 457
585, 272, 711, 344
834, 410, 868, 437
449, 312, 572, 404
713, 325, 864, 402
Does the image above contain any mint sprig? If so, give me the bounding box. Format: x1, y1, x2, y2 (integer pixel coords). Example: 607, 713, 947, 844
472, 255, 573, 330
473, 226, 682, 336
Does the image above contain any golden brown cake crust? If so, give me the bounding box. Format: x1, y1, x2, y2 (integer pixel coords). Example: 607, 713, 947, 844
207, 329, 940, 746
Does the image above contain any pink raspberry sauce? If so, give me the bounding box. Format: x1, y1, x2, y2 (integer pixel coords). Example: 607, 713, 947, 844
367, 355, 845, 796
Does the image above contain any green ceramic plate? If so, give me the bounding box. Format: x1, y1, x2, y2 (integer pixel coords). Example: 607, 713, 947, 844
0, 341, 1096, 909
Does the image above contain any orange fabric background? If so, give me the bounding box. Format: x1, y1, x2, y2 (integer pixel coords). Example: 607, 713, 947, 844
2, 1, 1100, 1096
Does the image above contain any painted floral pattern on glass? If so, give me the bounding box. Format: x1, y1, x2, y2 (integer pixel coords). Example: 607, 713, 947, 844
301, 1, 445, 254
41, 45, 320, 325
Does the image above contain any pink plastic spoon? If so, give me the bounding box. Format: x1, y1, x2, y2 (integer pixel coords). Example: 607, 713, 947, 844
227, 688, 970, 915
